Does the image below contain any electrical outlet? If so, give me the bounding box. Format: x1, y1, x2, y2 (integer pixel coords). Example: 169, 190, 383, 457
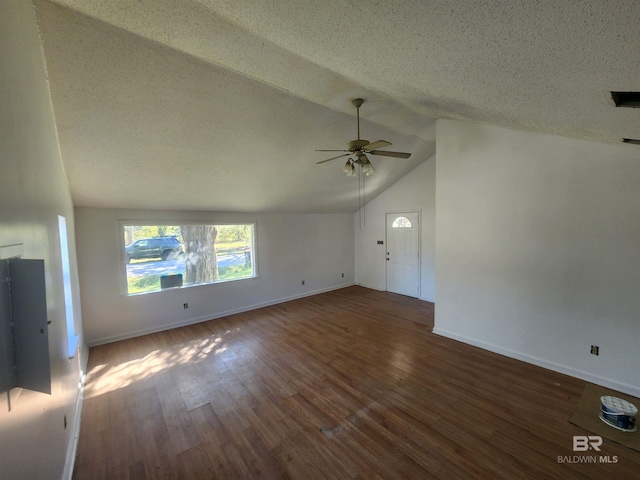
64, 415, 67, 430
183, 303, 189, 309
590, 345, 599, 356
341, 273, 344, 278
301, 280, 305, 285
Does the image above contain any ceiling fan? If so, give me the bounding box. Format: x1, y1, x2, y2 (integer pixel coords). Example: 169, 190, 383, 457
316, 98, 411, 176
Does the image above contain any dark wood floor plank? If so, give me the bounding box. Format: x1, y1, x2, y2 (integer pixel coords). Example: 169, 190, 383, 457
189, 402, 231, 446
175, 443, 217, 480
153, 370, 201, 456
239, 425, 287, 479
128, 459, 147, 480
74, 286, 640, 479
217, 439, 257, 479
236, 400, 285, 451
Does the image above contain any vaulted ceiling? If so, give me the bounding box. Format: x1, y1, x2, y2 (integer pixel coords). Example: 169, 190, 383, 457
34, 0, 640, 213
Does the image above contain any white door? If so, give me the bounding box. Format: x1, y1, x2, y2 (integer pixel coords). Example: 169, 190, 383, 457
386, 212, 420, 297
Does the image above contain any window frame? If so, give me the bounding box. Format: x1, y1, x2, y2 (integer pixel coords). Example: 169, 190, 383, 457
118, 219, 258, 296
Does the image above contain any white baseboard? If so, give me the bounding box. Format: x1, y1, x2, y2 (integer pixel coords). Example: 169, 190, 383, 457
355, 282, 385, 291
357, 283, 434, 304
62, 343, 89, 480
432, 327, 640, 398
88, 282, 355, 347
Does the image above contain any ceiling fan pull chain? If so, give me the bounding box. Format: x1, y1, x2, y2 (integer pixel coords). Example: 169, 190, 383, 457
363, 171, 366, 226
359, 165, 363, 229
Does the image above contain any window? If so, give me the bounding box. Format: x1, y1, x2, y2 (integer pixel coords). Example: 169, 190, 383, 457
122, 223, 255, 295
392, 216, 413, 228
58, 216, 79, 358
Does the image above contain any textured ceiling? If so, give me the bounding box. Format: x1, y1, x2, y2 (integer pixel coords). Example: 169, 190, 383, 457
35, 0, 640, 213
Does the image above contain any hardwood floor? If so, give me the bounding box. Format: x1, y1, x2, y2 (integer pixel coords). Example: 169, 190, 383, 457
74, 286, 640, 479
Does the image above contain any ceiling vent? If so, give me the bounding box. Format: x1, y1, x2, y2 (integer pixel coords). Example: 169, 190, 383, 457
622, 138, 640, 145
611, 92, 640, 108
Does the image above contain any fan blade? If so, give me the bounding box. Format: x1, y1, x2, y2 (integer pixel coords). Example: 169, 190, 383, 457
316, 153, 350, 164
363, 140, 392, 151
368, 150, 411, 159
315, 149, 349, 152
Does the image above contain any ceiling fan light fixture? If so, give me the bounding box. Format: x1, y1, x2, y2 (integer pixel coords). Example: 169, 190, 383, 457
343, 159, 356, 176
360, 155, 375, 176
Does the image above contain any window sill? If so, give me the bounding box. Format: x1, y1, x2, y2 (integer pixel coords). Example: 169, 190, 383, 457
122, 274, 260, 297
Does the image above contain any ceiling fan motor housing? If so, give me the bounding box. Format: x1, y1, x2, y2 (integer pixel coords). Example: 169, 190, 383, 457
348, 139, 370, 151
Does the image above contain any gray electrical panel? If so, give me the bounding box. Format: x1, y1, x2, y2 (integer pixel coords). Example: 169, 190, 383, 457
0, 260, 14, 397
0, 258, 51, 402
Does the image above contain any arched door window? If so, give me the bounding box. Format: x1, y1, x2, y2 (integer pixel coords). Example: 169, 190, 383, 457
392, 216, 413, 228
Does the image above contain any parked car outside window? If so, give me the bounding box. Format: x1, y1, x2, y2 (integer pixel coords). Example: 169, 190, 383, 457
125, 236, 182, 263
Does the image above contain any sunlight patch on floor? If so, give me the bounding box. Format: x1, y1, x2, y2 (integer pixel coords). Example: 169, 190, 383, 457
84, 335, 226, 398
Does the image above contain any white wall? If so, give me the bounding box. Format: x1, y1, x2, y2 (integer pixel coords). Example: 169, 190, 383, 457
354, 157, 436, 302
75, 208, 354, 345
0, 1, 86, 478
435, 119, 640, 396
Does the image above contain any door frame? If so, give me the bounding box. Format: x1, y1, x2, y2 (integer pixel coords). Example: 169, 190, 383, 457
385, 209, 421, 298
